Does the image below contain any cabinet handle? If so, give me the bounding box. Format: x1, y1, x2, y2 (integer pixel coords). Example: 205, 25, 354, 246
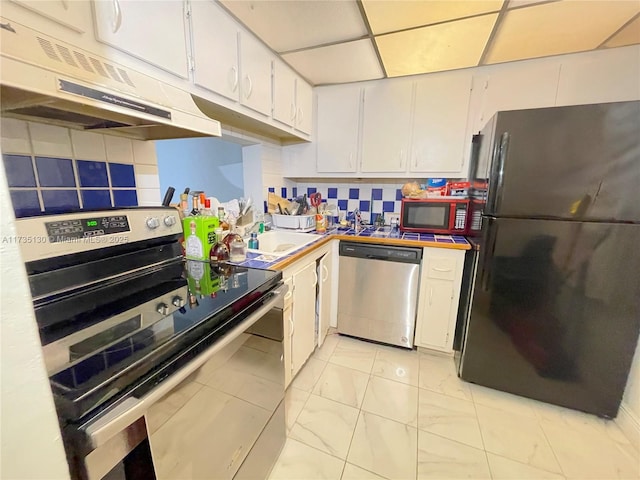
61, 0, 69, 10
414, 153, 418, 169
290, 315, 294, 336
348, 152, 353, 169
432, 267, 452, 272
112, 0, 122, 33
244, 75, 253, 99
429, 287, 433, 305
290, 103, 296, 122
322, 264, 329, 283
284, 290, 292, 301
297, 107, 304, 125
399, 149, 404, 168
229, 66, 238, 92
312, 269, 318, 287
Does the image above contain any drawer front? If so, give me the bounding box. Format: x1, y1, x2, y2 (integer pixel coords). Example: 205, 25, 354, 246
426, 257, 456, 280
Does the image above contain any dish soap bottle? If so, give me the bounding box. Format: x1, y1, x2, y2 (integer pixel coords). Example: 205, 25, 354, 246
248, 232, 259, 249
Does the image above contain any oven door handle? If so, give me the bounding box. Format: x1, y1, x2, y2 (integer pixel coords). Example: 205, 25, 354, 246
82, 286, 287, 449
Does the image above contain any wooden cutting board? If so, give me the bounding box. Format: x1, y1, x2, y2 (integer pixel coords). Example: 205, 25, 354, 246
267, 192, 292, 214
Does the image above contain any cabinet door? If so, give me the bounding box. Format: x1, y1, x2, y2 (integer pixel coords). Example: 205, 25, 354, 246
291, 262, 317, 377
191, 0, 239, 101
418, 279, 454, 349
240, 31, 272, 116
295, 78, 313, 135
11, 0, 87, 32
317, 254, 332, 347
411, 73, 471, 175
361, 81, 413, 172
273, 60, 297, 128
556, 47, 640, 106
93, 0, 189, 78
283, 278, 293, 388
316, 86, 360, 173
472, 62, 560, 132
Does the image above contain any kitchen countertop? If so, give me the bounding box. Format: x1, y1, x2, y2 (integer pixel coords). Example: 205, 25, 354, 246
233, 227, 470, 271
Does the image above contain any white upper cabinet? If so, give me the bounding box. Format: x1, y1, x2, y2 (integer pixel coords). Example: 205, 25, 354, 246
93, 0, 189, 78
471, 61, 561, 132
361, 81, 413, 173
556, 46, 640, 106
11, 0, 87, 32
273, 61, 297, 128
272, 60, 312, 134
316, 86, 361, 173
239, 31, 273, 117
411, 72, 472, 175
190, 0, 239, 102
295, 78, 313, 135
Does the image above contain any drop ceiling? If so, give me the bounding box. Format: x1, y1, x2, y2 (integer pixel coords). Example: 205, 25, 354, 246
220, 0, 640, 85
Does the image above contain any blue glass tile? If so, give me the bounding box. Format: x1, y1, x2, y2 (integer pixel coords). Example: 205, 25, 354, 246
42, 190, 79, 213
3, 154, 36, 187
82, 190, 112, 209
382, 201, 395, 212
349, 188, 359, 199
292, 187, 298, 197
281, 187, 287, 198
113, 190, 138, 207
396, 189, 403, 201
10, 190, 40, 217
337, 199, 348, 211
359, 200, 371, 212
437, 237, 454, 243
36, 157, 76, 187
268, 187, 275, 193
372, 188, 383, 201
327, 188, 338, 199
307, 187, 317, 195
422, 233, 437, 242
77, 160, 109, 187
404, 233, 420, 241
109, 163, 135, 187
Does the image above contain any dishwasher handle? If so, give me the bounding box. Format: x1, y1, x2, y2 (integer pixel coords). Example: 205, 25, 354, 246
365, 254, 391, 261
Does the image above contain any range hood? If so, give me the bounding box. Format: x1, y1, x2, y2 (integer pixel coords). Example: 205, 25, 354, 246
0, 19, 221, 140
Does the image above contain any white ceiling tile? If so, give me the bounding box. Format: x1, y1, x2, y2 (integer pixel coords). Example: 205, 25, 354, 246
604, 15, 640, 48
486, 0, 640, 63
220, 0, 367, 53
362, 0, 503, 35
282, 39, 384, 85
376, 14, 498, 76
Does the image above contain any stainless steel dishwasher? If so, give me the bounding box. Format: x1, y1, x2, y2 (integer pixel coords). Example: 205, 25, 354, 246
337, 241, 422, 348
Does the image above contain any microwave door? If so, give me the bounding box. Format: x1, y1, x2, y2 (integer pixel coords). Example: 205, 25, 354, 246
403, 202, 450, 232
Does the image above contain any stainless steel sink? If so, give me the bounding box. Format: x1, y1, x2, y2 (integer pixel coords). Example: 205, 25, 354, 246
247, 231, 323, 257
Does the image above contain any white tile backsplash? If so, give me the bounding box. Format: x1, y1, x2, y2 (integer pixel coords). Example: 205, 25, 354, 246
105, 136, 134, 164
133, 140, 158, 165
135, 164, 161, 189
28, 123, 72, 158
1, 118, 31, 155
137, 188, 161, 206
70, 130, 106, 161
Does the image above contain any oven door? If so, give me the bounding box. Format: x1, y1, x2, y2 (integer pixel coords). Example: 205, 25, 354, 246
400, 199, 452, 233
77, 286, 287, 480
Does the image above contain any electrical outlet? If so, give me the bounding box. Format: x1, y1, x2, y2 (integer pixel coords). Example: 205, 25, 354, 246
384, 212, 400, 225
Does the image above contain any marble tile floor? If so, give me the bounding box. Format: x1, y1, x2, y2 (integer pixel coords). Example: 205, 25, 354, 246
270, 333, 640, 480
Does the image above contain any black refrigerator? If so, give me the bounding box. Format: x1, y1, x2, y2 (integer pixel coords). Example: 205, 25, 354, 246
458, 101, 640, 419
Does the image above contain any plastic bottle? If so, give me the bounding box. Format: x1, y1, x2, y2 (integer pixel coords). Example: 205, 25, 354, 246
248, 232, 259, 249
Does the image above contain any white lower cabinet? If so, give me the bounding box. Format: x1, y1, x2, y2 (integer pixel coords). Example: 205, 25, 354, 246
317, 252, 333, 347
415, 248, 465, 353
290, 260, 318, 379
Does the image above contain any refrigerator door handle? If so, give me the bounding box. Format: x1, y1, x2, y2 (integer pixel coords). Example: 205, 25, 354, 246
480, 218, 498, 291
488, 132, 510, 214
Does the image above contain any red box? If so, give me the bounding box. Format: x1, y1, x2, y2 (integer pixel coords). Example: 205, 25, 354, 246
447, 181, 471, 197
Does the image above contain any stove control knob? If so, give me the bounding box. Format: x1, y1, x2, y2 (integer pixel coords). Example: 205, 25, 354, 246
172, 296, 185, 308
164, 215, 177, 227
156, 303, 169, 316
146, 217, 160, 229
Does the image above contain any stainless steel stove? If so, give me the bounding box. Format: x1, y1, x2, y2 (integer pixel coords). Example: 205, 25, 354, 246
16, 207, 287, 480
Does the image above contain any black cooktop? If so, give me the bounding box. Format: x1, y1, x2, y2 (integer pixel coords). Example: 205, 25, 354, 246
51, 264, 282, 423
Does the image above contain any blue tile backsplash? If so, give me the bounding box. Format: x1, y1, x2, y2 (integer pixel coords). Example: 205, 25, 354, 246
36, 157, 76, 187
4, 155, 36, 187
42, 190, 80, 212
77, 160, 109, 187
108, 163, 136, 187
2, 154, 138, 217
